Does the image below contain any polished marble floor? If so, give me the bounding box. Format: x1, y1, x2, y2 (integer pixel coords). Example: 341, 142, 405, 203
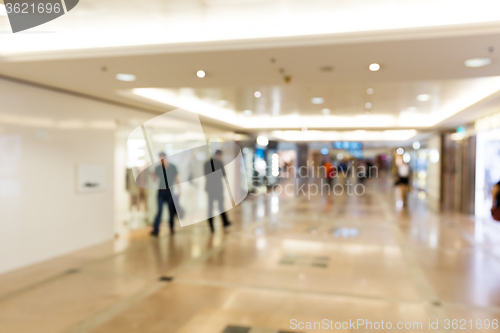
1, 178, 500, 333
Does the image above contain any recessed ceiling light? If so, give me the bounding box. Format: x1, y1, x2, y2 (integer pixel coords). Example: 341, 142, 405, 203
116, 73, 136, 82
321, 108, 330, 115
365, 102, 372, 109
417, 94, 431, 102
397, 148, 404, 155
464, 58, 492, 68
254, 91, 261, 98
257, 135, 269, 146
367, 88, 374, 95
243, 110, 253, 116
0, 4, 7, 16
369, 63, 381, 71
196, 70, 206, 78
311, 97, 324, 104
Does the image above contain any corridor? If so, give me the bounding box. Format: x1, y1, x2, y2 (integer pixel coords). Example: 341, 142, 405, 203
0, 178, 499, 333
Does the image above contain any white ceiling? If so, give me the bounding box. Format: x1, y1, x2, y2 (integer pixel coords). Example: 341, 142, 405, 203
1, 0, 500, 141
2, 0, 500, 58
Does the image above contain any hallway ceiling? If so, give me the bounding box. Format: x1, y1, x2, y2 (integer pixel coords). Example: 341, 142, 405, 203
1, 0, 500, 58
1, 0, 500, 138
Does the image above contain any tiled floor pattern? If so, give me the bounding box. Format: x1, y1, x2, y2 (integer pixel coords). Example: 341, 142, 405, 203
0, 178, 500, 332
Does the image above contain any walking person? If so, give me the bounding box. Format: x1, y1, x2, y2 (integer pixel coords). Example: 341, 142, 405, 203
204, 150, 232, 233
395, 159, 410, 207
323, 159, 336, 188
151, 152, 180, 236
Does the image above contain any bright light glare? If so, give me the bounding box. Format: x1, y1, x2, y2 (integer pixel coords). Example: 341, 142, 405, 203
196, 70, 206, 78
417, 94, 431, 102
451, 132, 466, 141
255, 158, 267, 171
0, 4, 7, 16
116, 73, 136, 82
243, 110, 253, 116
311, 97, 324, 104
321, 108, 330, 115
257, 135, 269, 146
397, 148, 404, 155
430, 149, 440, 163
367, 88, 374, 95
465, 58, 492, 68
403, 152, 411, 163
413, 141, 421, 150
369, 63, 381, 71
131, 77, 500, 130
365, 102, 372, 109
6, 2, 500, 57
272, 130, 417, 142
254, 91, 261, 98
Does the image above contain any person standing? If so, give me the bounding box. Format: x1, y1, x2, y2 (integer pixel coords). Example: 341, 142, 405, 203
204, 150, 232, 233
151, 152, 180, 236
323, 159, 336, 188
396, 160, 410, 206
491, 181, 500, 221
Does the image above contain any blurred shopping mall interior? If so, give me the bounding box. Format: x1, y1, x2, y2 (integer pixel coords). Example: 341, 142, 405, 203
2, 0, 500, 332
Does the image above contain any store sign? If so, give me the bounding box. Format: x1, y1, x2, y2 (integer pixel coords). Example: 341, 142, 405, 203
475, 112, 500, 131
333, 141, 363, 150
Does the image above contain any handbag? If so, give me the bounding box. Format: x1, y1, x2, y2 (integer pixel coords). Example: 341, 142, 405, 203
492, 207, 500, 222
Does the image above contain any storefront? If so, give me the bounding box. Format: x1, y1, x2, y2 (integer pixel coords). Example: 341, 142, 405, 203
475, 112, 500, 219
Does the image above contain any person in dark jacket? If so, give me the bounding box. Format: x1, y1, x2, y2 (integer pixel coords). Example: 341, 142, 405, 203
151, 152, 180, 236
204, 150, 232, 233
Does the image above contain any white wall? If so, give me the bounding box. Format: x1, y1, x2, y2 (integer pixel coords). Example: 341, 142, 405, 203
0, 78, 236, 275
0, 78, 135, 274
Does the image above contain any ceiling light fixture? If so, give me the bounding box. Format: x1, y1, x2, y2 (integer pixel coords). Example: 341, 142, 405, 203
196, 70, 206, 78
369, 63, 381, 71
321, 108, 330, 115
367, 88, 374, 95
405, 107, 418, 112
254, 91, 261, 98
0, 4, 7, 16
417, 94, 431, 102
311, 97, 324, 104
365, 102, 372, 109
464, 58, 492, 68
116, 73, 136, 82
271, 130, 417, 142
257, 135, 269, 146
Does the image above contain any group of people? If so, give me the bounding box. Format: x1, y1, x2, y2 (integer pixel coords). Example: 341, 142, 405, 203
151, 150, 231, 236
321, 158, 373, 185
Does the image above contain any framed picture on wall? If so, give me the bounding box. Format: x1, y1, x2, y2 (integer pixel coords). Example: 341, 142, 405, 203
76, 164, 106, 193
